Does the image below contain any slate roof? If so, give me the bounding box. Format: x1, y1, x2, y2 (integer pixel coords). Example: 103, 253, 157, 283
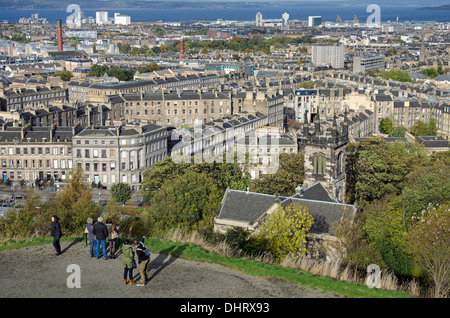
416, 136, 449, 148
216, 189, 279, 223
216, 183, 356, 235
279, 197, 353, 235
298, 182, 337, 203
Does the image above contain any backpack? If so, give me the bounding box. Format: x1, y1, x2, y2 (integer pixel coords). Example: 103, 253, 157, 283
138, 244, 151, 258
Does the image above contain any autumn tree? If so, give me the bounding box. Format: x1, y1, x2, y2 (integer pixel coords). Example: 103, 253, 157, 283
258, 202, 314, 263
53, 166, 101, 234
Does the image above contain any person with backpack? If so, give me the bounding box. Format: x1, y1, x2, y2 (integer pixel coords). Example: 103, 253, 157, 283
93, 217, 109, 260
50, 215, 62, 256
134, 236, 150, 286
122, 240, 136, 285
106, 219, 119, 259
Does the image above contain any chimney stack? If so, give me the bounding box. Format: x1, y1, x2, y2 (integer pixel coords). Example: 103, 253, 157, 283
179, 38, 185, 61
56, 19, 63, 51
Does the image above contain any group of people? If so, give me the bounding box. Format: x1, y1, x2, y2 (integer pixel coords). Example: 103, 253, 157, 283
85, 217, 119, 260
50, 215, 151, 286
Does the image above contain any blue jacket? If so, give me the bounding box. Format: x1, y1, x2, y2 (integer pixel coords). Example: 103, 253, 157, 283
136, 237, 150, 263
86, 223, 95, 240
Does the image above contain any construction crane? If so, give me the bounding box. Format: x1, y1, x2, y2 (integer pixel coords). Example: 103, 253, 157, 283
336, 14, 342, 23
353, 14, 359, 23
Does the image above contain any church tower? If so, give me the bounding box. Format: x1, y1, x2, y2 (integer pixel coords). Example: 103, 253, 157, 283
300, 108, 349, 203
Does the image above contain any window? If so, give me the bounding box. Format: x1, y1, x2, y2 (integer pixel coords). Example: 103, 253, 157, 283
313, 154, 326, 175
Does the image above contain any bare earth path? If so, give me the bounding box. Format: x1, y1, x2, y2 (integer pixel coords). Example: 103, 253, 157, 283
0, 240, 340, 299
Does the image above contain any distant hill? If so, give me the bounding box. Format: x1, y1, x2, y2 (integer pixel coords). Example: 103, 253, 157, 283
417, 4, 450, 10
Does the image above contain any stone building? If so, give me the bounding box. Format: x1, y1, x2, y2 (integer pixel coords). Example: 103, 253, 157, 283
72, 122, 169, 190
0, 122, 76, 186
299, 109, 349, 203
117, 90, 233, 127
214, 184, 356, 261
0, 85, 67, 111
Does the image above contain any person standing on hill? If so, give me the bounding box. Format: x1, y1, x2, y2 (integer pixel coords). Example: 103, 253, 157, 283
93, 217, 109, 260
85, 218, 96, 258
106, 218, 118, 259
134, 236, 150, 286
122, 240, 136, 285
50, 215, 62, 256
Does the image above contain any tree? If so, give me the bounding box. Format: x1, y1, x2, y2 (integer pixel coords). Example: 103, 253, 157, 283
379, 70, 412, 82
420, 67, 440, 79
345, 139, 428, 206
258, 202, 314, 263
401, 161, 450, 226
144, 170, 222, 236
407, 203, 450, 298
110, 183, 132, 204
389, 125, 407, 137
379, 117, 393, 134
50, 166, 101, 235
141, 157, 189, 202
362, 195, 413, 278
410, 119, 437, 136
136, 62, 163, 73
107, 66, 134, 81
250, 152, 304, 196
87, 64, 110, 77
141, 155, 249, 202
53, 70, 72, 81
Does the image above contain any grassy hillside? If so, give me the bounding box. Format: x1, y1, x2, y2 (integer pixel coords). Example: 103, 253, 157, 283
0, 235, 415, 298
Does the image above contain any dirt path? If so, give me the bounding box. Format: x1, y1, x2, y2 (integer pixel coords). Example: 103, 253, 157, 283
0, 240, 340, 299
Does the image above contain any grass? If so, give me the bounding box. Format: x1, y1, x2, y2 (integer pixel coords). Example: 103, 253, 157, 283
143, 236, 415, 298
0, 235, 416, 298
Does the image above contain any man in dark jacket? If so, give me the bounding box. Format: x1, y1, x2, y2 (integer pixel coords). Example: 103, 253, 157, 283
93, 217, 109, 260
51, 215, 62, 255
134, 236, 150, 286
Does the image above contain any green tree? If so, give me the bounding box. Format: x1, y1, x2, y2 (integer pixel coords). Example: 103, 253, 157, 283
410, 119, 437, 136
258, 202, 314, 263
362, 195, 413, 278
144, 170, 222, 236
87, 64, 110, 77
136, 62, 163, 73
107, 66, 134, 81
250, 152, 304, 196
346, 139, 428, 206
379, 70, 412, 82
401, 161, 450, 225
110, 183, 132, 204
407, 203, 450, 298
141, 156, 189, 202
53, 70, 72, 81
389, 126, 407, 137
420, 67, 440, 79
379, 117, 393, 134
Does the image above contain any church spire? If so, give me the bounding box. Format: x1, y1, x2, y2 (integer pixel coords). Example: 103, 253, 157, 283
314, 105, 321, 135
